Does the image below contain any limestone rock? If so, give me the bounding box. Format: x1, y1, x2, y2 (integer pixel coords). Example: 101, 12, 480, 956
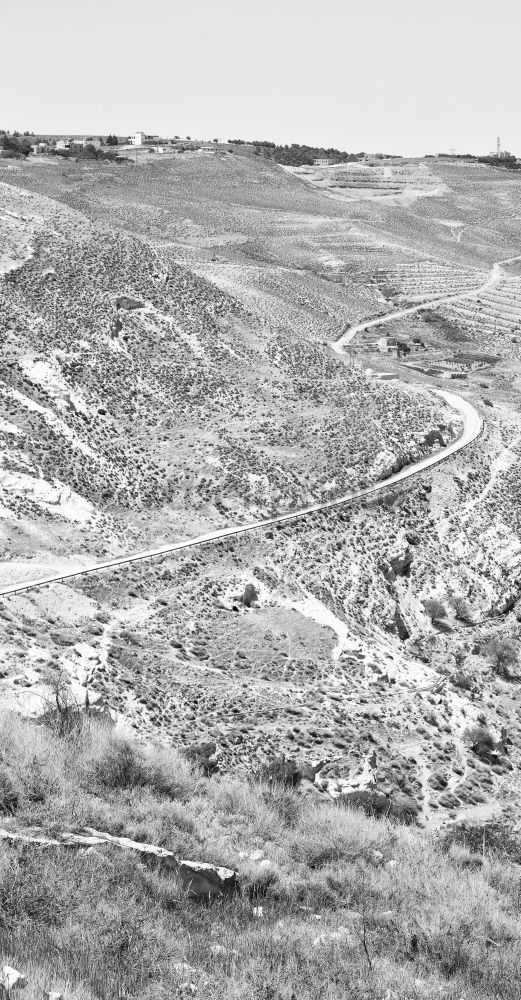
299, 777, 326, 798
389, 544, 414, 578
177, 859, 238, 899
0, 966, 27, 992
115, 295, 144, 310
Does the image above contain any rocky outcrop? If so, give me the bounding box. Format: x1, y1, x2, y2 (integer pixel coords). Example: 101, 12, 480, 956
0, 826, 239, 900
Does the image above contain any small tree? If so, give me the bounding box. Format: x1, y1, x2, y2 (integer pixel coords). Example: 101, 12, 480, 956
41, 671, 83, 737
242, 583, 259, 608
423, 598, 447, 624
448, 594, 473, 623
482, 636, 519, 678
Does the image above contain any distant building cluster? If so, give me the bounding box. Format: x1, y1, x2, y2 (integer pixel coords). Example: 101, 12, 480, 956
20, 132, 240, 159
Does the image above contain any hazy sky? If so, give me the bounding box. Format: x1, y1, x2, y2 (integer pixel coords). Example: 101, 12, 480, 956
2, 0, 520, 155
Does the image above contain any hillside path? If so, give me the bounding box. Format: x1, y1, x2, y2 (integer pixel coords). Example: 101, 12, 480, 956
0, 388, 481, 597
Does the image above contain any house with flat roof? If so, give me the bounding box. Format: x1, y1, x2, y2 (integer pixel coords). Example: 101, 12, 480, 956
129, 132, 160, 146
70, 137, 101, 150
378, 336, 399, 356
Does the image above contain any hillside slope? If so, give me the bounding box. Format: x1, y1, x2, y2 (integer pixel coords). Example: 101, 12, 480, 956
2, 156, 521, 835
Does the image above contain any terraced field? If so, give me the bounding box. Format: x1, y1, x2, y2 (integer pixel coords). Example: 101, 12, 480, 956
438, 277, 521, 351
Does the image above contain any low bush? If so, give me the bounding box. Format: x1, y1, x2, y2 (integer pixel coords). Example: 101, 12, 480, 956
482, 636, 519, 678
423, 597, 447, 623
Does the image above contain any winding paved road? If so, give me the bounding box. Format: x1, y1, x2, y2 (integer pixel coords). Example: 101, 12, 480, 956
0, 388, 481, 597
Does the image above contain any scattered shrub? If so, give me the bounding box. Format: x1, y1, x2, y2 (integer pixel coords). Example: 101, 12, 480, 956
448, 594, 473, 622
0, 769, 19, 815
423, 598, 447, 623
242, 582, 259, 607
482, 636, 519, 678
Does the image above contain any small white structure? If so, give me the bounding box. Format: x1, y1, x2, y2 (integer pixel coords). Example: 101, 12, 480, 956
55, 139, 71, 151
199, 145, 216, 155
314, 157, 333, 167
70, 137, 101, 150
378, 336, 399, 357
31, 142, 47, 155
129, 132, 160, 145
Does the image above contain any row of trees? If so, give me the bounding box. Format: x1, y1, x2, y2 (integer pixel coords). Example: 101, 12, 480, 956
53, 145, 119, 161
265, 145, 365, 167
478, 155, 520, 171
226, 137, 366, 166
0, 133, 33, 157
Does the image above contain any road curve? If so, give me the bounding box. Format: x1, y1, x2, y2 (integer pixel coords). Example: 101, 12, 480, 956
333, 290, 482, 352
334, 252, 521, 353
0, 388, 481, 597
332, 260, 511, 352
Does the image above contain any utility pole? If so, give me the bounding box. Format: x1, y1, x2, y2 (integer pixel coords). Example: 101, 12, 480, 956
497, 136, 501, 158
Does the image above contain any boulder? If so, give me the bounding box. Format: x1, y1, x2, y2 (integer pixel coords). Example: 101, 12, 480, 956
43, 993, 64, 1000
386, 530, 414, 578
299, 778, 326, 798
82, 828, 239, 899
0, 967, 27, 992
389, 546, 413, 578
177, 859, 238, 899
115, 295, 144, 310
0, 824, 239, 901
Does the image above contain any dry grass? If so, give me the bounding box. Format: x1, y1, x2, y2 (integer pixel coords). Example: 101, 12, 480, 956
0, 711, 521, 998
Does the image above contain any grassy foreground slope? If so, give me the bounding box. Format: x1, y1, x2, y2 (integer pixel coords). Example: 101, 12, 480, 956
1, 710, 521, 1000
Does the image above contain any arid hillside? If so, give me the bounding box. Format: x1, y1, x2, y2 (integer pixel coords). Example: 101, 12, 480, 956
2, 153, 521, 835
